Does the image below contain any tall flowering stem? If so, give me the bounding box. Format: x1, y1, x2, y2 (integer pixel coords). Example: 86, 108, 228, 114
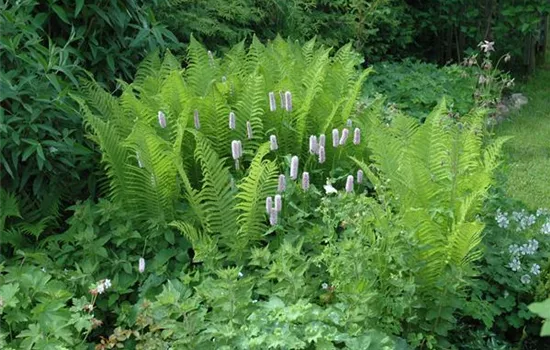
279, 91, 286, 109
290, 156, 299, 180
246, 121, 253, 139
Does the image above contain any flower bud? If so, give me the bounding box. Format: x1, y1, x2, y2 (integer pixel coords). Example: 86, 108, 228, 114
347, 119, 353, 127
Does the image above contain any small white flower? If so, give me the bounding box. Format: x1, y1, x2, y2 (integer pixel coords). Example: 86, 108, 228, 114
238, 272, 244, 278
508, 257, 521, 272
495, 209, 509, 229
520, 274, 531, 284
508, 244, 520, 255
478, 40, 495, 53
321, 283, 328, 290
323, 182, 338, 195
104, 279, 112, 289
252, 299, 258, 303
530, 264, 541, 276
138, 257, 146, 273
541, 221, 550, 235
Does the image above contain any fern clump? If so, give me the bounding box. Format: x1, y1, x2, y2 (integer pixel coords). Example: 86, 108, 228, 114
77, 36, 372, 260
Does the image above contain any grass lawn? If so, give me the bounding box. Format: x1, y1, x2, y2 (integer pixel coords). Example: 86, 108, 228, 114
495, 57, 550, 210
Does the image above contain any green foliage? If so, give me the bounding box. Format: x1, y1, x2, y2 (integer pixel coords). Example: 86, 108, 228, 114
529, 298, 550, 336
363, 59, 478, 120
156, 0, 415, 61
408, 0, 550, 67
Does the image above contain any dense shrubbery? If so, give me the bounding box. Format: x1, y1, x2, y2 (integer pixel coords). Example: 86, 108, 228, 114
155, 0, 415, 61
1, 1, 549, 349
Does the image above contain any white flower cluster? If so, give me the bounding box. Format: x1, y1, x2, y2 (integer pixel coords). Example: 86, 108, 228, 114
541, 220, 550, 235
96, 279, 112, 294
495, 209, 509, 229
511, 210, 536, 231
507, 239, 542, 284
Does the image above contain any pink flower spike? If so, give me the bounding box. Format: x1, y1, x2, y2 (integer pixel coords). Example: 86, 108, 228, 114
357, 169, 364, 184
332, 129, 339, 148
319, 134, 326, 148
279, 91, 286, 109
231, 140, 242, 160
269, 92, 277, 112
353, 128, 361, 145
229, 112, 236, 130
285, 91, 292, 112
246, 121, 253, 139
302, 172, 310, 191
278, 174, 286, 192
318, 145, 326, 164
274, 194, 282, 212
270, 135, 278, 151
158, 111, 167, 128
290, 156, 299, 180
138, 257, 145, 273
345, 175, 354, 193
194, 110, 200, 129
266, 196, 273, 215
269, 207, 278, 226
309, 135, 318, 154
339, 128, 349, 145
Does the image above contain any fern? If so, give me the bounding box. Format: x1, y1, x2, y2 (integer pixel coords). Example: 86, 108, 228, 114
363, 99, 508, 286
81, 36, 371, 259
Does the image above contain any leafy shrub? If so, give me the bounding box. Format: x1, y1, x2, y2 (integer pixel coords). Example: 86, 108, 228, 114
0, 0, 180, 237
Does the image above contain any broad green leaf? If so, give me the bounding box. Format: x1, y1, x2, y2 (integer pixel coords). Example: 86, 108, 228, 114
75, 0, 85, 16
